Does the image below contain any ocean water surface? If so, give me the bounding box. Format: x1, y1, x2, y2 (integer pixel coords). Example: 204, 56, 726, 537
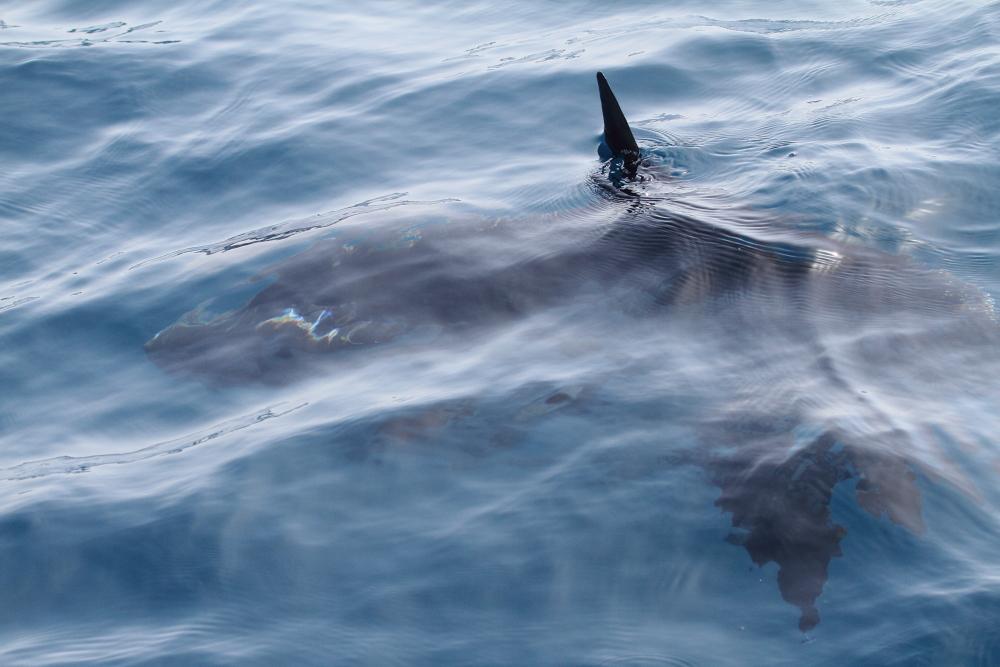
2, 0, 1000, 664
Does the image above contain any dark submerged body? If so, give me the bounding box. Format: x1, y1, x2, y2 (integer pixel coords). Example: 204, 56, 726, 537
145, 73, 997, 631
144, 205, 852, 381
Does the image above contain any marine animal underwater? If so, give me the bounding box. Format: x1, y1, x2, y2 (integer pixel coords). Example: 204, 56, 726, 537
146, 72, 1000, 631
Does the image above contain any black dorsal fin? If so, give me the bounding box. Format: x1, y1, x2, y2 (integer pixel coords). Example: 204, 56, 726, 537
597, 71, 640, 175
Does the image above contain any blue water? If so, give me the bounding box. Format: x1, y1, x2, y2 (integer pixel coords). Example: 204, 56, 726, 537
3, 0, 1000, 663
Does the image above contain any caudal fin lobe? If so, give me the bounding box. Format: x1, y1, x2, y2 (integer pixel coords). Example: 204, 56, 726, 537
597, 71, 640, 175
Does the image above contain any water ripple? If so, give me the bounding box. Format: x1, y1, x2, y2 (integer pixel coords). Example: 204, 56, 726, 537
131, 193, 460, 268
2, 403, 305, 481
0, 19, 177, 48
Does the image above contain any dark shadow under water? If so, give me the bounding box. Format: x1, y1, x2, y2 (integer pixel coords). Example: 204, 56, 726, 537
143, 169, 1000, 631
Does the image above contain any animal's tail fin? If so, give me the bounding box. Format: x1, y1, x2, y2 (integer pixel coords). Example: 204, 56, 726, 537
597, 71, 640, 176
